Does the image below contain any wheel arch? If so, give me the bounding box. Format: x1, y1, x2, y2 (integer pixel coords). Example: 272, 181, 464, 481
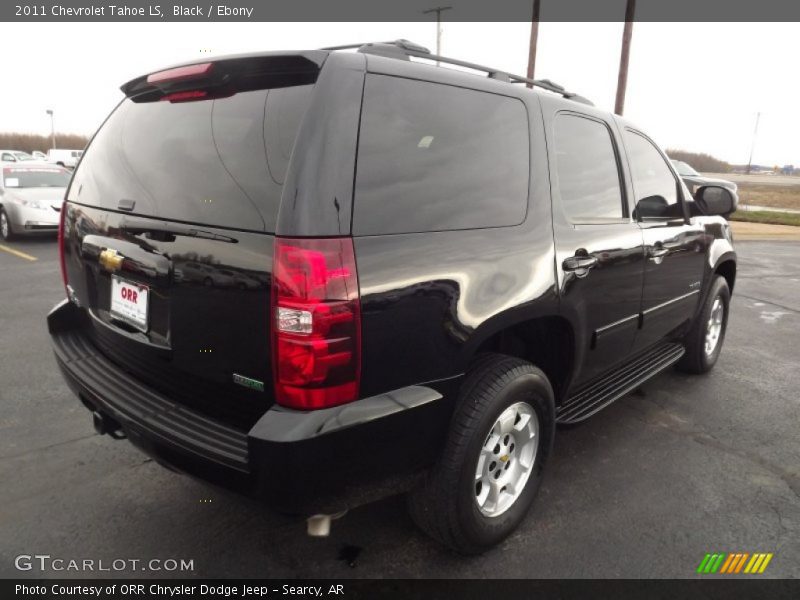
463, 314, 576, 404
714, 257, 737, 293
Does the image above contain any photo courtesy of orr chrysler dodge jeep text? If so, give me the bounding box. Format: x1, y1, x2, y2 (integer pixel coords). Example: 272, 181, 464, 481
48, 40, 737, 554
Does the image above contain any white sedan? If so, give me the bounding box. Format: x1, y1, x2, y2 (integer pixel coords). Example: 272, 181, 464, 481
0, 164, 71, 240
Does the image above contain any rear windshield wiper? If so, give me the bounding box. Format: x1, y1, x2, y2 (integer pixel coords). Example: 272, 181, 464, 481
120, 220, 239, 243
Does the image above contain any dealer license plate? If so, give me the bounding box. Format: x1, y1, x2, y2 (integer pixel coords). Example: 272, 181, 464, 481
110, 275, 149, 332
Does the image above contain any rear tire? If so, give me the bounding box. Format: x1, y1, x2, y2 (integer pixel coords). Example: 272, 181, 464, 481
677, 275, 730, 374
408, 354, 555, 554
0, 208, 14, 241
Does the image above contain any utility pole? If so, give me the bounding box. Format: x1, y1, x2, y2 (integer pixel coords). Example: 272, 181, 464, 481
746, 112, 760, 175
614, 0, 636, 116
526, 0, 541, 86
46, 109, 56, 150
422, 5, 452, 65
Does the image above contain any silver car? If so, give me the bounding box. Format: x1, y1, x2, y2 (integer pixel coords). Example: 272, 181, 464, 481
0, 150, 37, 163
0, 163, 71, 240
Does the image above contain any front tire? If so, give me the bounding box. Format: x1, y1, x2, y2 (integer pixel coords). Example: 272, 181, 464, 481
677, 275, 731, 374
0, 208, 15, 241
408, 354, 555, 554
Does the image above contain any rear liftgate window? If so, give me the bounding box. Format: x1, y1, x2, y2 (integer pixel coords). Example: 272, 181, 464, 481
354, 75, 530, 235
68, 82, 314, 232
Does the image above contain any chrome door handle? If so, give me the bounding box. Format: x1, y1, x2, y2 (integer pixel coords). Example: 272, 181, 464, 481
649, 247, 669, 263
563, 254, 598, 277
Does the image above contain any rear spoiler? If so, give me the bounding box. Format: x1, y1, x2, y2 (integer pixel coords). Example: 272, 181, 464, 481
120, 51, 328, 102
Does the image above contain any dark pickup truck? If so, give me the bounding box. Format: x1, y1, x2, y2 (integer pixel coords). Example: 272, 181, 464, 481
48, 40, 737, 554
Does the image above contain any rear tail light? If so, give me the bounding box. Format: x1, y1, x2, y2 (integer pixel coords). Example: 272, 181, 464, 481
57, 202, 68, 298
271, 237, 361, 410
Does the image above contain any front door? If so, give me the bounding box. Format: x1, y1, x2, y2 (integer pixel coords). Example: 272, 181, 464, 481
621, 128, 707, 352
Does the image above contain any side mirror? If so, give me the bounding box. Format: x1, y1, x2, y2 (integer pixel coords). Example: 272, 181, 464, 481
693, 185, 737, 217
634, 195, 685, 221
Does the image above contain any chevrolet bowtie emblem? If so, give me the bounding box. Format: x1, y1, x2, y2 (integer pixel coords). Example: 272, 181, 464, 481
99, 248, 124, 272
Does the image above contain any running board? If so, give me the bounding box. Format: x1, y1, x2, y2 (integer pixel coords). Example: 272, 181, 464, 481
557, 342, 685, 424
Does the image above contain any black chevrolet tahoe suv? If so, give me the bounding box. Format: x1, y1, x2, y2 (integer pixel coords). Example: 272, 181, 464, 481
48, 40, 738, 554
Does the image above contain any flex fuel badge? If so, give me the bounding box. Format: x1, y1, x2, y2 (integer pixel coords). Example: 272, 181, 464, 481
232, 374, 265, 392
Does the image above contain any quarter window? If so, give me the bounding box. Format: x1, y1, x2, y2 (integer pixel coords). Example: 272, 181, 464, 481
553, 114, 625, 223
354, 75, 529, 235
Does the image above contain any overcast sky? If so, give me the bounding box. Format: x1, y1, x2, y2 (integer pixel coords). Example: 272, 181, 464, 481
1, 22, 797, 166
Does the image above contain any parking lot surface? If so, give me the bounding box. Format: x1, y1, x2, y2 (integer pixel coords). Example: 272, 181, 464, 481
0, 237, 798, 578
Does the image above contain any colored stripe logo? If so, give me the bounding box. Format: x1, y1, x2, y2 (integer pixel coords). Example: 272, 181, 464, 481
696, 552, 773, 574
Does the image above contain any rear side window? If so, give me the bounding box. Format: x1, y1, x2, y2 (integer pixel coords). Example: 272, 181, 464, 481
68, 85, 313, 231
353, 75, 529, 235
553, 113, 625, 223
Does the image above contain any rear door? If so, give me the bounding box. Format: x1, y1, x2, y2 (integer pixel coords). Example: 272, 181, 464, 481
61, 56, 322, 429
621, 128, 707, 352
545, 103, 646, 386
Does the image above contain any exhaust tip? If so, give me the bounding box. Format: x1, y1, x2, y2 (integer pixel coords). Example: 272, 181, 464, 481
306, 510, 348, 537
92, 411, 126, 439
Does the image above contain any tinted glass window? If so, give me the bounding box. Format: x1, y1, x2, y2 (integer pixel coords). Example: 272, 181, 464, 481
625, 131, 682, 220
553, 114, 624, 222
3, 166, 71, 188
68, 85, 313, 231
354, 75, 529, 235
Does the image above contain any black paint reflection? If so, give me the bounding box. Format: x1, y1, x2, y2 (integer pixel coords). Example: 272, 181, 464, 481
62, 204, 274, 429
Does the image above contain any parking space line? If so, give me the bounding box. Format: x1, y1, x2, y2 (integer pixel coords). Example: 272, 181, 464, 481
0, 244, 38, 261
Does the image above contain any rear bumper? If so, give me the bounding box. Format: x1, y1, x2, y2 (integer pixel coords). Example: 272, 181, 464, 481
48, 300, 458, 513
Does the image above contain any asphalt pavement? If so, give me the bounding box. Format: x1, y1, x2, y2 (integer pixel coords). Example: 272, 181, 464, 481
0, 236, 798, 578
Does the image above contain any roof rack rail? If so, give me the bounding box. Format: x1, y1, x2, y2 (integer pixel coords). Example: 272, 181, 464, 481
322, 39, 430, 54
322, 39, 593, 106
